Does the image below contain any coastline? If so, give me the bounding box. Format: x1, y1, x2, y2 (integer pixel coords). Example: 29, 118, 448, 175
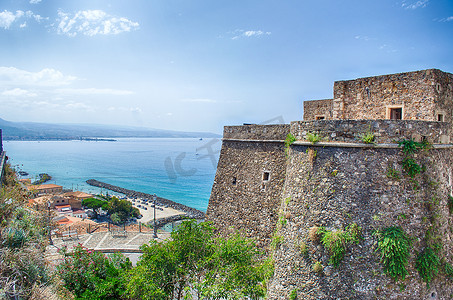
86, 179, 206, 222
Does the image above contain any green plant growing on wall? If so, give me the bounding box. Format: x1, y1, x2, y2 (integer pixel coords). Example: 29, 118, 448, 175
306, 132, 321, 144
448, 195, 453, 214
360, 129, 375, 144
402, 157, 421, 178
289, 288, 298, 300
444, 261, 453, 278
285, 133, 296, 156
375, 226, 411, 281
386, 167, 400, 179
312, 261, 323, 273
300, 242, 309, 257
317, 223, 361, 267
416, 246, 440, 287
397, 139, 430, 155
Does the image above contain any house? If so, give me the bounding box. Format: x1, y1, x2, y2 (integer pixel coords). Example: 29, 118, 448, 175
27, 184, 63, 196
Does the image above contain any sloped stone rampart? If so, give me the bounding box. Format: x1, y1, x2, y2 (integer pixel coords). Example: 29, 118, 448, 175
206, 139, 287, 249
267, 145, 453, 299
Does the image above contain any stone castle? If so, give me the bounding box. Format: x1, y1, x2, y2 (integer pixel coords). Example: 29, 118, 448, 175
206, 69, 453, 299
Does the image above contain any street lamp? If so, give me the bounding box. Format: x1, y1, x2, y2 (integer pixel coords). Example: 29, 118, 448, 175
47, 201, 53, 245
153, 194, 158, 238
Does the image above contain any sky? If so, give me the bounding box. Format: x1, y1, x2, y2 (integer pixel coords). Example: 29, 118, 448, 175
0, 0, 452, 134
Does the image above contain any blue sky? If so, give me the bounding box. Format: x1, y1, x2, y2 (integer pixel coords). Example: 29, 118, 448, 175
0, 0, 452, 133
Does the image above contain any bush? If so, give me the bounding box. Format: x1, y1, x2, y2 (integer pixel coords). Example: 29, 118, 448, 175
306, 132, 321, 144
57, 245, 131, 299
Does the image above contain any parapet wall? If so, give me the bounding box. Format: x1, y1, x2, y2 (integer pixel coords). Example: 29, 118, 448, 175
303, 99, 333, 121
292, 119, 452, 144
223, 124, 290, 140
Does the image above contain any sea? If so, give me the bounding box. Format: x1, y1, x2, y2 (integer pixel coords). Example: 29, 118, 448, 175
3, 138, 222, 212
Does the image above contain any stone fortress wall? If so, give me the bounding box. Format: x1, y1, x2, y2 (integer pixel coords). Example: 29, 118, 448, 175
207, 69, 453, 299
304, 69, 453, 122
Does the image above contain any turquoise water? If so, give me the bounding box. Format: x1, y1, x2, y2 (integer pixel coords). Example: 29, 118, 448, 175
3, 138, 221, 212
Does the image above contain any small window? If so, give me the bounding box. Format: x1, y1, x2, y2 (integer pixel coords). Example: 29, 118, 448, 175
438, 114, 444, 122
232, 177, 237, 185
315, 115, 325, 120
390, 108, 402, 120
56, 200, 59, 203
262, 172, 270, 181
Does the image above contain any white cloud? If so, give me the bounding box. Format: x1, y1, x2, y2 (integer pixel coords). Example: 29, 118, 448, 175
30, 0, 42, 3
181, 98, 218, 103
2, 88, 37, 97
56, 9, 139, 37
402, 0, 429, 9
438, 16, 453, 22
55, 88, 134, 96
0, 10, 24, 29
0, 67, 77, 86
0, 10, 47, 29
231, 29, 271, 40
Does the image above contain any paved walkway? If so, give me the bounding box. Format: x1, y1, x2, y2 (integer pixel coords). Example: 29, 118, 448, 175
46, 230, 171, 266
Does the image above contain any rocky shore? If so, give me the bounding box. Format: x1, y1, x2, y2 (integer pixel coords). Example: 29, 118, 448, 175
86, 179, 205, 221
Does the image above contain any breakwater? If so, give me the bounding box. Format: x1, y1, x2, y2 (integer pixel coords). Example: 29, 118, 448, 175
86, 179, 205, 220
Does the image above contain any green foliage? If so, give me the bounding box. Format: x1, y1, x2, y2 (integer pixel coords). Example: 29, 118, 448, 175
312, 261, 323, 273
125, 220, 268, 300
306, 132, 321, 144
402, 157, 421, 178
57, 245, 132, 299
285, 133, 296, 156
289, 288, 298, 300
397, 139, 429, 155
416, 246, 440, 286
82, 197, 109, 219
444, 261, 453, 278
375, 226, 411, 281
300, 242, 309, 257
278, 215, 287, 227
448, 195, 453, 214
360, 130, 375, 144
0, 168, 50, 299
270, 234, 284, 250
317, 223, 361, 267
107, 196, 140, 224
386, 167, 400, 179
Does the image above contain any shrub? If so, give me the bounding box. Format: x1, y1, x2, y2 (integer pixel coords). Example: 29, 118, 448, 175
375, 226, 411, 280
57, 244, 131, 299
289, 288, 298, 300
300, 242, 309, 257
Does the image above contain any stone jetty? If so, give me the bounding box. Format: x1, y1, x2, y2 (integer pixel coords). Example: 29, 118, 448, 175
86, 179, 205, 221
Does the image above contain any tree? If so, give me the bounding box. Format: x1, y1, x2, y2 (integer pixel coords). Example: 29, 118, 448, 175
107, 197, 139, 224
82, 198, 109, 219
125, 220, 269, 300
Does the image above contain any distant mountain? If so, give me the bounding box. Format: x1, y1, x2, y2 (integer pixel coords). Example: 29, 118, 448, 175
0, 118, 221, 140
